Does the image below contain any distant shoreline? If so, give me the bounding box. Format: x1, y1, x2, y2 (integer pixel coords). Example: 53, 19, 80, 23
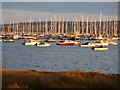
1, 69, 120, 89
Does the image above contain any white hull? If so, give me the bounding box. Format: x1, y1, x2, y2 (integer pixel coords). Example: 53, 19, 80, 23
94, 43, 109, 46
109, 42, 117, 45
81, 44, 95, 47
37, 44, 50, 47
93, 48, 109, 51
24, 43, 37, 46
0, 39, 2, 42
3, 39, 14, 42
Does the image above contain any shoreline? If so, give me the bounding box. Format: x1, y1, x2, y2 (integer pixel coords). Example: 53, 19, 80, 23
1, 69, 120, 88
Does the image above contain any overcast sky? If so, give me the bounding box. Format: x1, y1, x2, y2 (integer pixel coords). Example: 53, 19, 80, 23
1, 2, 119, 24
1, 0, 120, 2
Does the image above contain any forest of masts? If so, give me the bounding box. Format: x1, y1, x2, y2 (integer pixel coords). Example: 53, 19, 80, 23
1, 13, 119, 36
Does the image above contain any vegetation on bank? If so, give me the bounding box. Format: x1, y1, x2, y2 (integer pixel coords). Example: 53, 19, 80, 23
2, 69, 120, 89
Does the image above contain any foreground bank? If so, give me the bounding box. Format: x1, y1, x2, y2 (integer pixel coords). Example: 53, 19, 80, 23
2, 69, 120, 89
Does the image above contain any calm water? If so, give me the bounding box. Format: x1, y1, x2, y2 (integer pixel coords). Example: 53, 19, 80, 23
2, 39, 119, 74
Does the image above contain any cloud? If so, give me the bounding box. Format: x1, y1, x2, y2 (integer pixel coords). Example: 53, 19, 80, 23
2, 9, 117, 24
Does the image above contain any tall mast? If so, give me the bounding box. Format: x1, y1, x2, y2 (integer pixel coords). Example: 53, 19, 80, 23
65, 19, 68, 34
12, 20, 14, 34
86, 16, 88, 35
58, 17, 61, 34
16, 22, 18, 35
30, 17, 32, 35
106, 16, 109, 36
102, 16, 105, 34
73, 18, 76, 35
78, 19, 80, 34
94, 18, 97, 35
81, 16, 84, 35
23, 21, 25, 34
90, 16, 93, 35
39, 18, 41, 34
115, 16, 118, 35
45, 19, 48, 35
36, 21, 38, 35
62, 16, 64, 34
99, 12, 102, 35
50, 17, 52, 33
54, 15, 57, 34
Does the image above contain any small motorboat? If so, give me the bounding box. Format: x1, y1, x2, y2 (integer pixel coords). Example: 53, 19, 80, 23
36, 42, 50, 47
45, 38, 57, 43
108, 41, 118, 45
80, 42, 95, 47
91, 46, 109, 51
94, 40, 109, 46
12, 35, 19, 40
3, 39, 14, 43
22, 39, 40, 46
57, 40, 75, 46
69, 40, 81, 44
0, 39, 2, 42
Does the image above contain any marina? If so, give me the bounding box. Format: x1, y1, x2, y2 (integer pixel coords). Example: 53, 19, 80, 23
1, 2, 119, 74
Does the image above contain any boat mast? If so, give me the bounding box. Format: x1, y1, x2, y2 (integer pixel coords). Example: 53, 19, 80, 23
23, 21, 25, 34
81, 16, 84, 35
39, 18, 41, 34
65, 19, 68, 34
12, 20, 14, 34
73, 18, 76, 35
50, 17, 52, 34
16, 22, 18, 35
54, 15, 57, 34
94, 18, 97, 35
29, 17, 32, 35
99, 12, 102, 35
45, 18, 48, 35
102, 16, 105, 35
90, 16, 92, 35
62, 16, 64, 34
86, 16, 88, 35
58, 16, 61, 34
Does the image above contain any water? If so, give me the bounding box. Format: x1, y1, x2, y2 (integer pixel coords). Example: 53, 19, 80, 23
2, 39, 119, 74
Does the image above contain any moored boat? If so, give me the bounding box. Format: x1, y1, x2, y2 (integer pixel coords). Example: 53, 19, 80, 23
45, 38, 57, 43
36, 42, 50, 47
57, 40, 75, 46
91, 46, 109, 51
22, 39, 40, 46
3, 39, 14, 42
80, 42, 95, 47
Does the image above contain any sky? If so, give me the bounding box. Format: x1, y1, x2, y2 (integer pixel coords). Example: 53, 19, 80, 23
1, 0, 120, 2
1, 2, 119, 24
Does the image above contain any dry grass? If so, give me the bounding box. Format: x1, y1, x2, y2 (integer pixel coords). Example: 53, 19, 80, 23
1, 69, 120, 89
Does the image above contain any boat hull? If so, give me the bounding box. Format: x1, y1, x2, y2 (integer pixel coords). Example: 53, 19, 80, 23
92, 48, 109, 51
36, 44, 50, 47
81, 45, 95, 47
57, 43, 74, 46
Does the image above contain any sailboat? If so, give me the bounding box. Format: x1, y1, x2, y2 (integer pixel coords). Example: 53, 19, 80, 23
36, 42, 51, 47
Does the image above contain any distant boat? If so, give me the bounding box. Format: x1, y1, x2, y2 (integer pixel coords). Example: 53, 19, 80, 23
80, 42, 95, 47
93, 35, 106, 40
0, 39, 2, 42
3, 39, 14, 43
36, 42, 50, 47
22, 39, 40, 46
12, 35, 19, 40
91, 46, 109, 51
108, 41, 118, 45
57, 40, 75, 46
45, 38, 57, 43
94, 40, 109, 46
